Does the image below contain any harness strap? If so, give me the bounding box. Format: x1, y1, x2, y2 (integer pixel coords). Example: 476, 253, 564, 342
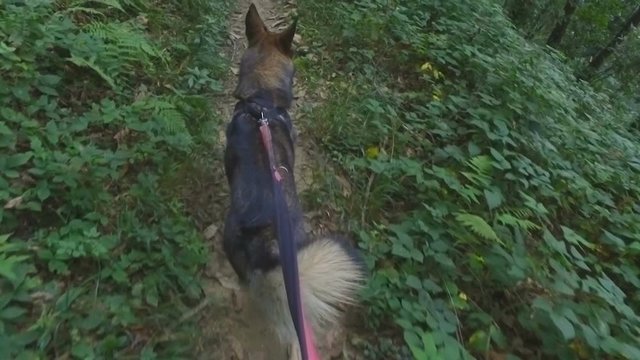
257, 113, 319, 360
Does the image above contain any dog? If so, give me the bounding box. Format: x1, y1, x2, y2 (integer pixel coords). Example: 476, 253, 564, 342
222, 3, 365, 358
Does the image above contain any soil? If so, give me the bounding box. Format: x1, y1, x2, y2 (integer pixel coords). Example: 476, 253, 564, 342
181, 0, 360, 359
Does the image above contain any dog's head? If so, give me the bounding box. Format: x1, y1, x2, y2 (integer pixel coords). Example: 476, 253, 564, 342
233, 4, 297, 108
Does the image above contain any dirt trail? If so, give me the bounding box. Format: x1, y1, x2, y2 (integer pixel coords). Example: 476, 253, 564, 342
191, 0, 332, 358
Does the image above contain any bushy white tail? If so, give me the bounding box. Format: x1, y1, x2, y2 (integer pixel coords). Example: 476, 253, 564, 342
248, 237, 365, 344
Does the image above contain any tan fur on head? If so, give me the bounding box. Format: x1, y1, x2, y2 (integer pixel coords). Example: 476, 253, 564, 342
248, 237, 365, 345
234, 49, 293, 97
234, 4, 297, 107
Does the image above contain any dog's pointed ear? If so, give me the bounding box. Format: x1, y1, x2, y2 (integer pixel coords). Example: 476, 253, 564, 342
246, 4, 267, 46
278, 19, 297, 57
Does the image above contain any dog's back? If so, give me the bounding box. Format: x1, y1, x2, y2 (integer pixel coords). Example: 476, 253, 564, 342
223, 96, 303, 280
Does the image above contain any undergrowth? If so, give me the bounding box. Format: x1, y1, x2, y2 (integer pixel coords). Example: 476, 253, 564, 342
0, 0, 230, 358
297, 0, 640, 359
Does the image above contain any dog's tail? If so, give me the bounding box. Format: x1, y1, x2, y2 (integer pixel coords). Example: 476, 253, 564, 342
248, 236, 366, 343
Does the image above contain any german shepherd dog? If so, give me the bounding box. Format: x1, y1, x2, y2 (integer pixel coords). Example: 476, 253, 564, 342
222, 3, 365, 358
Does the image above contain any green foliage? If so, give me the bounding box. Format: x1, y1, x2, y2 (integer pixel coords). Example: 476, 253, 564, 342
297, 0, 640, 358
0, 0, 230, 357
504, 0, 640, 101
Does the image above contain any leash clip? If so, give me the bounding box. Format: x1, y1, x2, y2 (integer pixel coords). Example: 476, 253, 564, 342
259, 111, 268, 126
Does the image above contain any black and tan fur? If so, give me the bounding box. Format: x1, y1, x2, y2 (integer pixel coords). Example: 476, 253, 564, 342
222, 3, 365, 358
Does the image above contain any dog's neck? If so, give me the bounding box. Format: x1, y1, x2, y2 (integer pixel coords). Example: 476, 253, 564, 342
234, 89, 292, 118
234, 86, 293, 110
232, 89, 296, 151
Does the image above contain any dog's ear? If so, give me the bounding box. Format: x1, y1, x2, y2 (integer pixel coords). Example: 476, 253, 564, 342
277, 19, 297, 57
246, 4, 267, 46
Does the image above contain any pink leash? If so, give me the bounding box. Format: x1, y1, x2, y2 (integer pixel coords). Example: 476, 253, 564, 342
258, 113, 320, 360
303, 312, 320, 360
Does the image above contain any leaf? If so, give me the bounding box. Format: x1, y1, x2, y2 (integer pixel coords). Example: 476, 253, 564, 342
406, 275, 422, 290
0, 306, 27, 320
0, 107, 28, 123
78, 311, 105, 331
519, 191, 548, 216
601, 231, 625, 248
366, 146, 380, 159
6, 152, 33, 168
468, 330, 489, 353
4, 196, 24, 209
468, 155, 492, 174
145, 287, 159, 307
489, 148, 511, 169
392, 243, 412, 259
496, 213, 540, 232
628, 242, 640, 254
421, 331, 438, 357
404, 331, 427, 359
455, 212, 503, 244
561, 226, 595, 250
420, 62, 433, 72
551, 314, 575, 340
71, 341, 95, 358
441, 335, 462, 360
489, 324, 508, 348
543, 229, 566, 255
580, 324, 599, 348
0, 42, 20, 61
12, 86, 31, 102
0, 255, 29, 283
39, 74, 62, 86
0, 122, 12, 135
68, 55, 116, 89
36, 186, 51, 201
484, 188, 503, 210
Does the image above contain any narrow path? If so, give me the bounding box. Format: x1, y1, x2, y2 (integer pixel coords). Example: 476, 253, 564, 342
192, 0, 327, 358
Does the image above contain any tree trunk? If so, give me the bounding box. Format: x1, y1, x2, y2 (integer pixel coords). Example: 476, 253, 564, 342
587, 6, 640, 72
546, 0, 578, 48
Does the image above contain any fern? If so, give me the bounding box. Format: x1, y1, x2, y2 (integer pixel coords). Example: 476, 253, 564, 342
496, 212, 541, 232
467, 155, 492, 175
509, 208, 534, 219
83, 20, 165, 78
455, 212, 503, 245
88, 21, 159, 57
68, 55, 116, 89
462, 155, 492, 187
140, 98, 193, 146
159, 108, 188, 134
